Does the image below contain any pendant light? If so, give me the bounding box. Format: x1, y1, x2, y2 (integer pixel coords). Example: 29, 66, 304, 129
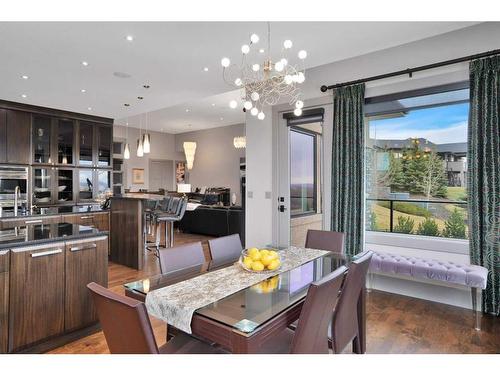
183, 142, 197, 170
124, 118, 130, 159
137, 116, 144, 157
143, 112, 151, 154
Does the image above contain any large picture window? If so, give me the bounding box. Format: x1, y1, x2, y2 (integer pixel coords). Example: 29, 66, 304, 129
365, 83, 469, 240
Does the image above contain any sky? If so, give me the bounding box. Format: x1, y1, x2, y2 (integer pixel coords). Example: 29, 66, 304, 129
369, 102, 469, 144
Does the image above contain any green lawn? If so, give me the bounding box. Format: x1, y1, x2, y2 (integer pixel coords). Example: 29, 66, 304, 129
446, 187, 467, 201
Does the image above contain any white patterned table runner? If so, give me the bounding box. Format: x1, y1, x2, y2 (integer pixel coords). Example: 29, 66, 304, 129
145, 246, 329, 333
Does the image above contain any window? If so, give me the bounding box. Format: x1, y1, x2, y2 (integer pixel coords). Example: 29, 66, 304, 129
290, 126, 320, 216
365, 83, 469, 240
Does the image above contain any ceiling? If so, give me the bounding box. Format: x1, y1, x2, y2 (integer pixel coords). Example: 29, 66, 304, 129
0, 21, 478, 133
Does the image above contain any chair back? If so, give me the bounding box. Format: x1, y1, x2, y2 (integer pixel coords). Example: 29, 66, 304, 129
291, 266, 347, 354
330, 251, 373, 353
169, 197, 182, 215
159, 196, 172, 211
176, 197, 188, 220
158, 241, 206, 274
87, 282, 159, 354
144, 199, 158, 211
305, 229, 345, 254
208, 234, 243, 262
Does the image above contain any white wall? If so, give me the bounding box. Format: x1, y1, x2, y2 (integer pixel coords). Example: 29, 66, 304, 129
113, 125, 184, 191
174, 123, 245, 204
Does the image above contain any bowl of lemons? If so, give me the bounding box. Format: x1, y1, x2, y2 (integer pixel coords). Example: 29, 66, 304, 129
240, 247, 281, 273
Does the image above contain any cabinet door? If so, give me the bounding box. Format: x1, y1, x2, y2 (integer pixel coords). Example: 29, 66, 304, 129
0, 250, 9, 354
97, 126, 112, 167
32, 115, 53, 164
0, 109, 6, 163
78, 122, 94, 167
55, 168, 74, 204
96, 169, 111, 197
65, 237, 108, 331
9, 243, 65, 352
78, 168, 95, 202
6, 110, 31, 165
0, 215, 60, 230
32, 167, 54, 205
56, 119, 75, 165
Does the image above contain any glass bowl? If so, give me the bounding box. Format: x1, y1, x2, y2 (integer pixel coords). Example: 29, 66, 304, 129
238, 249, 281, 273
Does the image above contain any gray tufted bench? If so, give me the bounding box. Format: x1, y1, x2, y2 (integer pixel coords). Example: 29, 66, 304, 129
368, 251, 488, 330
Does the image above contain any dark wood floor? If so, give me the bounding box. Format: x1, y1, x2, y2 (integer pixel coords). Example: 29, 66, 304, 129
50, 232, 500, 354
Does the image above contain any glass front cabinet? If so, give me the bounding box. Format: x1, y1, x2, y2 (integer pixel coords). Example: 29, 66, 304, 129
32, 167, 75, 206
78, 168, 111, 202
32, 116, 76, 166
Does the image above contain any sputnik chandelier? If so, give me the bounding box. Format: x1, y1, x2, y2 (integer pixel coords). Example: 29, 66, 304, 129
221, 22, 308, 120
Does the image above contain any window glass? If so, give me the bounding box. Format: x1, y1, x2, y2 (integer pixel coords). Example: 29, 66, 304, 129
290, 129, 316, 216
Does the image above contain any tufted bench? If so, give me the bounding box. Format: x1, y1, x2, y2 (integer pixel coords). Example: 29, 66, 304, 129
368, 251, 488, 330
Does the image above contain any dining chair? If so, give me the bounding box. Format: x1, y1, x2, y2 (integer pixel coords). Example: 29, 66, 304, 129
208, 233, 243, 262
158, 241, 206, 274
329, 251, 373, 353
256, 265, 347, 354
87, 282, 224, 354
305, 229, 345, 254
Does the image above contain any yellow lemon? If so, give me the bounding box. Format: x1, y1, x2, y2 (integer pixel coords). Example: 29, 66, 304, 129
248, 247, 259, 256
260, 249, 269, 256
267, 259, 280, 271
250, 251, 262, 261
251, 261, 265, 272
243, 257, 253, 269
268, 250, 279, 259
260, 254, 274, 266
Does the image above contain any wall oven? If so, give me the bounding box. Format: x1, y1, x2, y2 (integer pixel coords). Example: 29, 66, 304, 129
0, 165, 29, 212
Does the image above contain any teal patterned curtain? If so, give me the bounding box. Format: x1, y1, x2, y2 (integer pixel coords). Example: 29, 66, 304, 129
331, 84, 365, 256
468, 55, 500, 315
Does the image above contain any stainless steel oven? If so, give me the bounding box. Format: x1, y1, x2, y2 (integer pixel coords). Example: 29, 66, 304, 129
0, 165, 29, 212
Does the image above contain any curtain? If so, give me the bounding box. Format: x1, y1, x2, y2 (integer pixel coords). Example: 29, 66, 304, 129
331, 83, 365, 256
468, 55, 500, 315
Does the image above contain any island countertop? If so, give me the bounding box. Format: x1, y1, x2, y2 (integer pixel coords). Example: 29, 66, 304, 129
0, 222, 107, 250
0, 205, 108, 220
111, 193, 165, 200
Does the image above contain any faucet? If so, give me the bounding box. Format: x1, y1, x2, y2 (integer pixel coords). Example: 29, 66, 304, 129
14, 186, 20, 216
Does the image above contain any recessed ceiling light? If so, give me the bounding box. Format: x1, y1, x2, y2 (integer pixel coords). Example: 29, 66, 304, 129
185, 109, 190, 112
80, 89, 86, 93
126, 35, 134, 41
21, 75, 29, 80
220, 117, 224, 121
137, 96, 144, 100
259, 49, 265, 53
211, 103, 216, 107
81, 61, 89, 66
21, 94, 27, 98
203, 67, 209, 72
87, 107, 92, 111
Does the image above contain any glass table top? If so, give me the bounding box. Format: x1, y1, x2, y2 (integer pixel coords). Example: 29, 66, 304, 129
124, 251, 356, 335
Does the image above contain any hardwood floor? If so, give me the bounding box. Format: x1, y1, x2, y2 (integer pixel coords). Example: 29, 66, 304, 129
49, 232, 499, 354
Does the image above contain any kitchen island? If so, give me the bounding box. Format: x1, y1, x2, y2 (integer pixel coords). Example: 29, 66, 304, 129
0, 222, 108, 353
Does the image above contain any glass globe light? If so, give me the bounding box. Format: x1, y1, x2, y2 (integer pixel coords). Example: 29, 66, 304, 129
123, 143, 130, 159
137, 138, 144, 157
274, 61, 284, 72
250, 107, 258, 116
284, 75, 293, 85
221, 57, 230, 67
229, 100, 238, 109
283, 40, 293, 49
257, 111, 265, 120
294, 108, 302, 116
244, 101, 253, 110
295, 100, 304, 109
280, 58, 288, 66
250, 33, 259, 43
297, 72, 305, 83
292, 74, 299, 83
234, 78, 242, 86
241, 44, 250, 54
250, 92, 260, 101
252, 64, 260, 72
298, 50, 307, 59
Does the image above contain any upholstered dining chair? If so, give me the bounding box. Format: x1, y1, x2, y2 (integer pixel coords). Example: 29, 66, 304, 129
329, 251, 373, 353
208, 233, 243, 262
255, 266, 347, 354
87, 282, 224, 354
158, 241, 206, 274
305, 229, 345, 254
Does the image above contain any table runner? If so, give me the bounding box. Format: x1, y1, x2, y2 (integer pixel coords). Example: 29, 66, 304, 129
145, 246, 329, 333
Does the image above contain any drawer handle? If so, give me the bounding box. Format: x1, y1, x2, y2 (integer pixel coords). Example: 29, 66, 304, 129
25, 219, 43, 224
80, 216, 93, 219
31, 249, 63, 258
70, 243, 97, 252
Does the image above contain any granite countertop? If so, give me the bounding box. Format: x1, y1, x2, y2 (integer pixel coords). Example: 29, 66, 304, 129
0, 222, 107, 250
0, 205, 108, 219
112, 193, 165, 200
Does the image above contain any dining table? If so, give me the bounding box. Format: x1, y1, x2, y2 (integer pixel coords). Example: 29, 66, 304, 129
124, 249, 366, 354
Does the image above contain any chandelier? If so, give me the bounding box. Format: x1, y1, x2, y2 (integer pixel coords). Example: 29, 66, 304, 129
221, 22, 307, 120
233, 136, 246, 149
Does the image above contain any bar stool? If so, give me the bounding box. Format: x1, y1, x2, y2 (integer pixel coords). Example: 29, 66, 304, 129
143, 199, 159, 251
154, 197, 188, 249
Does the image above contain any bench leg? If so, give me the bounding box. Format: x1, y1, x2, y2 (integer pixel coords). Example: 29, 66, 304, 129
471, 287, 481, 331
367, 272, 374, 293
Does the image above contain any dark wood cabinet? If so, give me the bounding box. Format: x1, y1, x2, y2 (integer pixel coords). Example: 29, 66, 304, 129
0, 250, 9, 354
64, 236, 108, 332
60, 212, 109, 232
9, 242, 66, 352
0, 214, 61, 230
0, 109, 30, 165
32, 167, 76, 206
32, 116, 76, 167
77, 122, 112, 168
77, 168, 111, 203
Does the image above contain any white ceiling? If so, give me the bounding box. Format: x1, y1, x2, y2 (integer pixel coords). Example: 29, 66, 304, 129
0, 21, 478, 133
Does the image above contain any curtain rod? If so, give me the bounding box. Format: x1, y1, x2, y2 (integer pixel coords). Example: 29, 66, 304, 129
320, 48, 500, 92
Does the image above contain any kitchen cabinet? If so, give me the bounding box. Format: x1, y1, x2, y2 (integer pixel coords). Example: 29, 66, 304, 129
0, 109, 30, 165
78, 122, 112, 168
64, 236, 108, 331
0, 214, 61, 230
0, 250, 9, 354
32, 116, 76, 167
32, 115, 53, 164
61, 212, 109, 232
32, 167, 75, 206
9, 242, 66, 352
77, 168, 111, 203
